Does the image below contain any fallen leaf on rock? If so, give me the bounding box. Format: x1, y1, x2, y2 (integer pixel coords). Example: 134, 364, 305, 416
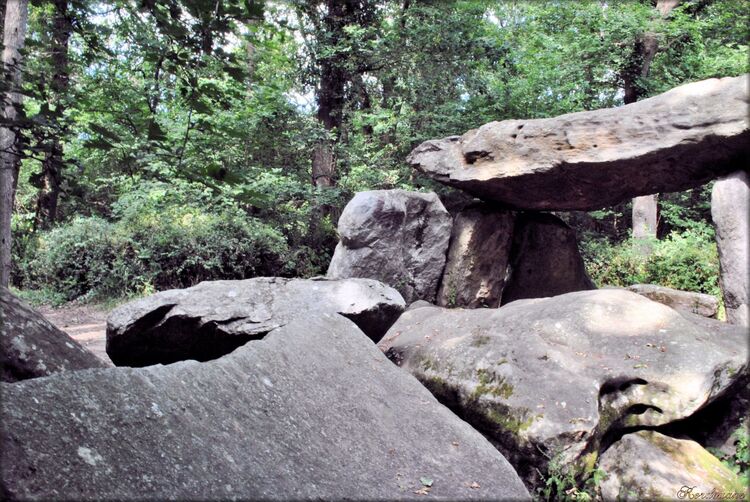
420, 477, 434, 487
468, 482, 480, 489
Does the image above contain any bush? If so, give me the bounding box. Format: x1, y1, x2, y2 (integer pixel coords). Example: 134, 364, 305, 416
582, 225, 721, 298
20, 183, 291, 301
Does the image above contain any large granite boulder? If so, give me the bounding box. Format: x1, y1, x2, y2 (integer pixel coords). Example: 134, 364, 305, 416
408, 75, 749, 211
712, 170, 749, 327
436, 204, 515, 308
327, 190, 452, 303
501, 213, 595, 305
107, 277, 405, 367
598, 431, 745, 501
1, 287, 109, 382
625, 284, 718, 318
2, 314, 530, 501
379, 289, 748, 488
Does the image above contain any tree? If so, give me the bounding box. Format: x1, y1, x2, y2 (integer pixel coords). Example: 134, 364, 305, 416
32, 0, 73, 230
1, 0, 29, 287
623, 0, 680, 254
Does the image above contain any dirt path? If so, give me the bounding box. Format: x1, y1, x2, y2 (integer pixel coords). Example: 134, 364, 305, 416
39, 304, 112, 365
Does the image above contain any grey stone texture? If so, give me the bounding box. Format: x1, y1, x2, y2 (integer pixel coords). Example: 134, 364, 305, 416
327, 190, 453, 303
1, 286, 108, 382
106, 277, 405, 366
711, 170, 749, 327
2, 314, 530, 501
379, 289, 748, 488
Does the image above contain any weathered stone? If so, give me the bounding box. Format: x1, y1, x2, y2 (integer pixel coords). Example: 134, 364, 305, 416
379, 289, 748, 488
598, 431, 745, 501
327, 190, 452, 303
626, 284, 718, 318
408, 75, 749, 211
106, 277, 405, 367
501, 213, 595, 305
0, 287, 109, 382
437, 204, 515, 308
632, 194, 658, 256
712, 170, 749, 327
2, 314, 530, 501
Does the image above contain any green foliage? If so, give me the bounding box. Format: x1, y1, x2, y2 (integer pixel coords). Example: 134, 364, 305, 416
536, 453, 606, 502
711, 420, 750, 488
19, 183, 292, 301
583, 225, 721, 298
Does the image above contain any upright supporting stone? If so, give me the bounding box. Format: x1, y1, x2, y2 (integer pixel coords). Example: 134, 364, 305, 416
711, 171, 749, 327
632, 194, 658, 256
327, 190, 452, 304
501, 213, 595, 305
436, 203, 515, 308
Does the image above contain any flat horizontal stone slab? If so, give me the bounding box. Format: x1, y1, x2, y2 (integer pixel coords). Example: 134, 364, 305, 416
1, 287, 109, 382
408, 75, 749, 210
106, 277, 405, 367
379, 289, 748, 488
2, 314, 529, 501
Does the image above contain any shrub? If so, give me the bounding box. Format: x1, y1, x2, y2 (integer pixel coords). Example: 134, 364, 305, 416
20, 184, 291, 301
582, 225, 721, 298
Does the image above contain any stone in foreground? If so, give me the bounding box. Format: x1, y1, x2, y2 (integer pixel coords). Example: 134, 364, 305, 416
501, 213, 595, 305
408, 75, 749, 210
327, 190, 452, 303
712, 170, 749, 327
1, 287, 109, 382
2, 315, 529, 501
598, 431, 745, 501
379, 289, 748, 488
626, 284, 718, 318
107, 277, 404, 367
437, 203, 515, 308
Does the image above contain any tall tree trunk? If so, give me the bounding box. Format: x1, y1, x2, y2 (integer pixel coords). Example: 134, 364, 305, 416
626, 0, 679, 255
0, 0, 29, 287
34, 0, 71, 230
310, 0, 353, 188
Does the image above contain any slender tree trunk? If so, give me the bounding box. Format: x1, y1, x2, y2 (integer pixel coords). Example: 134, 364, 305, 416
626, 0, 679, 255
34, 0, 71, 230
0, 0, 29, 287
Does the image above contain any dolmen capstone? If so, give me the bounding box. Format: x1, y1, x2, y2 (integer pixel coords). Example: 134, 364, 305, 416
107, 277, 405, 366
408, 75, 749, 211
1, 286, 109, 382
326, 190, 452, 304
712, 170, 749, 327
379, 289, 749, 489
2, 314, 530, 500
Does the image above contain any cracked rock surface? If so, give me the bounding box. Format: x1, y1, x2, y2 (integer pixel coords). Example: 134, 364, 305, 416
2, 314, 529, 501
379, 289, 748, 489
1, 287, 109, 382
408, 75, 749, 211
327, 190, 452, 304
106, 277, 405, 366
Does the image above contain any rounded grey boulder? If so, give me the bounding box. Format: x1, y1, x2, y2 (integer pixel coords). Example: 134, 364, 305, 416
327, 190, 453, 303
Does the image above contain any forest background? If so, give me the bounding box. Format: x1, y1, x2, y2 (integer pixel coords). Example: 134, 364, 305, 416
1, 0, 747, 309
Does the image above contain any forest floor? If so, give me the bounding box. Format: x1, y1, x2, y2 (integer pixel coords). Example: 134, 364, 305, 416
40, 304, 112, 365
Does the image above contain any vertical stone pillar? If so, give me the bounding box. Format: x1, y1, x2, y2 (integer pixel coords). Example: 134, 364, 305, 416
711, 171, 749, 327
632, 194, 659, 255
